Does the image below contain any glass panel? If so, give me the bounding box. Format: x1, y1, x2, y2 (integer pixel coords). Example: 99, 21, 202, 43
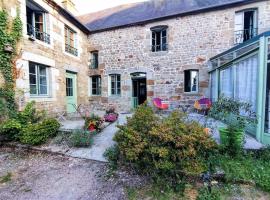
235, 42, 259, 57
220, 67, 233, 98
66, 78, 73, 97
39, 85, 47, 95
39, 66, 47, 76
39, 76, 47, 85
210, 71, 217, 101
234, 54, 258, 112
268, 38, 270, 61
265, 63, 270, 134
30, 85, 37, 95
29, 74, 36, 84
190, 71, 198, 92
29, 64, 36, 74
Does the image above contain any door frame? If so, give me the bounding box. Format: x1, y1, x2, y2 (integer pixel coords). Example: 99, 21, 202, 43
65, 72, 77, 113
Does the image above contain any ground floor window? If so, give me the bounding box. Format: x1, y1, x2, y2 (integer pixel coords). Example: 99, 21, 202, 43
91, 75, 101, 95
109, 74, 121, 96
29, 62, 49, 96
184, 70, 198, 93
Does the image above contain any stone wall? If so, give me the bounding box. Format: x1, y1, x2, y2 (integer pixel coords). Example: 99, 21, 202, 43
88, 1, 270, 112
3, 0, 90, 114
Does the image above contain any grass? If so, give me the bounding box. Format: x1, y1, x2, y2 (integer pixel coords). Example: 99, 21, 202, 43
0, 172, 12, 184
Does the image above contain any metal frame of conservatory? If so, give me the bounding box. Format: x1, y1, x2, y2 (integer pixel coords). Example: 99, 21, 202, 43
209, 30, 270, 145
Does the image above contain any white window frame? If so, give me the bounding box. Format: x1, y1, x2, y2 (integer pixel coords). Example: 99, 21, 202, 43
184, 70, 199, 93
108, 74, 121, 96
29, 62, 49, 97
89, 75, 101, 96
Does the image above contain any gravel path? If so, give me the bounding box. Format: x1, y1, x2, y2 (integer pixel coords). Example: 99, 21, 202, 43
0, 148, 127, 200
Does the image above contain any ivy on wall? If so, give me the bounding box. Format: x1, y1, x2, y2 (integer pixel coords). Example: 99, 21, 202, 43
0, 9, 22, 117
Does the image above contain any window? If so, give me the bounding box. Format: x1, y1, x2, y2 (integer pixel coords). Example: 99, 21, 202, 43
91, 76, 101, 95
151, 26, 168, 52
234, 9, 258, 44
109, 74, 121, 96
184, 70, 198, 93
90, 51, 99, 69
66, 78, 73, 96
65, 25, 78, 56
26, 0, 50, 44
29, 62, 49, 96
219, 67, 233, 98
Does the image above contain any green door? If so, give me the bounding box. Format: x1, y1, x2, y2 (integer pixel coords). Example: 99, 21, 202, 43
66, 72, 77, 113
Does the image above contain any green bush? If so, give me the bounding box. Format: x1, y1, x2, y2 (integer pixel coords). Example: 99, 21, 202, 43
68, 129, 94, 147
114, 104, 217, 185
197, 187, 221, 200
19, 118, 60, 145
104, 145, 120, 170
16, 101, 46, 124
0, 119, 22, 141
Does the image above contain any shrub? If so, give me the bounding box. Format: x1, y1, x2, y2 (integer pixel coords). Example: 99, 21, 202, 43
114, 105, 217, 185
68, 130, 94, 147
104, 145, 120, 170
16, 101, 46, 124
84, 114, 104, 131
0, 119, 22, 141
19, 118, 60, 145
197, 187, 221, 200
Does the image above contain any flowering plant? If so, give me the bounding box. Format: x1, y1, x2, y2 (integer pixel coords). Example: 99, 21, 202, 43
104, 113, 118, 122
84, 114, 104, 131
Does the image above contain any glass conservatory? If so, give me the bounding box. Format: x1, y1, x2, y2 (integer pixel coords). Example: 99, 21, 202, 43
209, 31, 270, 145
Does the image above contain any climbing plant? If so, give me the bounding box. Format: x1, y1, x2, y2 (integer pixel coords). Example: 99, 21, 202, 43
0, 9, 22, 118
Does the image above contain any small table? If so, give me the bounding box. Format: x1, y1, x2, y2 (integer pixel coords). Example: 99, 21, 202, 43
179, 104, 191, 113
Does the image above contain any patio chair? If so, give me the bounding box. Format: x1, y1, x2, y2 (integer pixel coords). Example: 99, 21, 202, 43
53, 108, 66, 121
194, 98, 212, 115
153, 98, 169, 113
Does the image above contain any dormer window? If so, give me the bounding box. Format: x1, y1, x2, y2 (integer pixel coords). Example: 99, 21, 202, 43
26, 0, 50, 44
234, 9, 258, 45
151, 25, 168, 52
65, 25, 78, 56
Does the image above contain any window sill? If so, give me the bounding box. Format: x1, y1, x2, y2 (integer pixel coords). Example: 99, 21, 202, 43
183, 92, 200, 96
149, 50, 168, 56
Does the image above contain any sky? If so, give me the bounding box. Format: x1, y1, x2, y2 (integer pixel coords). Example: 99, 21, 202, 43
72, 0, 148, 15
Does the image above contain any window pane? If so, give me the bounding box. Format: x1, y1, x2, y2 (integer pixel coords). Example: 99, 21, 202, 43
191, 71, 198, 92
29, 64, 36, 74
30, 85, 37, 95
39, 85, 47, 95
39, 66, 47, 76
184, 71, 191, 92
30, 74, 36, 84
162, 30, 166, 37
39, 76, 47, 85
220, 67, 233, 98
117, 75, 121, 82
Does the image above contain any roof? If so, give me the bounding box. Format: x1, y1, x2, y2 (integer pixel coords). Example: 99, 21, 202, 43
79, 0, 264, 33
44, 0, 90, 33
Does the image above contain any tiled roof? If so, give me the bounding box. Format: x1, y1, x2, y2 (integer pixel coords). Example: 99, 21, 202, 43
79, 0, 263, 32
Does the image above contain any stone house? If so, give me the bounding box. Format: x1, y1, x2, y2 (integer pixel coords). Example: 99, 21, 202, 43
78, 0, 270, 111
1, 0, 270, 118
1, 0, 90, 114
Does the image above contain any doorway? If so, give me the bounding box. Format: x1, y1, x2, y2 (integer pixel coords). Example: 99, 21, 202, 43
131, 73, 147, 108
66, 72, 77, 113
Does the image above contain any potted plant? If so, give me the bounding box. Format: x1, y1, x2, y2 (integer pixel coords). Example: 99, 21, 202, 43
84, 114, 104, 132
219, 112, 256, 154
104, 106, 118, 123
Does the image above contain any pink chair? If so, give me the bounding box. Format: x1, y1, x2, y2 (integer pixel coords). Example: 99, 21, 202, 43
153, 98, 169, 110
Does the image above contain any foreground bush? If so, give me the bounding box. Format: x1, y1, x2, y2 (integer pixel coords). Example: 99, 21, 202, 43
19, 118, 60, 145
68, 130, 94, 147
114, 104, 217, 183
0, 119, 22, 141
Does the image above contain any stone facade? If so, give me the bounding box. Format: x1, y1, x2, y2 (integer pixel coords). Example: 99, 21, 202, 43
88, 1, 270, 112
2, 0, 90, 114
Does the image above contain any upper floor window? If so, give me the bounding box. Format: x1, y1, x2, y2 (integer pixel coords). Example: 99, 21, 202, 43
151, 25, 168, 52
26, 0, 50, 44
90, 75, 101, 95
234, 9, 258, 45
90, 51, 99, 69
65, 25, 78, 56
29, 62, 49, 96
109, 74, 121, 96
184, 70, 198, 93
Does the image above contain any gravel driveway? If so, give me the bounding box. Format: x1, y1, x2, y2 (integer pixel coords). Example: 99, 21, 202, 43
0, 148, 127, 200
